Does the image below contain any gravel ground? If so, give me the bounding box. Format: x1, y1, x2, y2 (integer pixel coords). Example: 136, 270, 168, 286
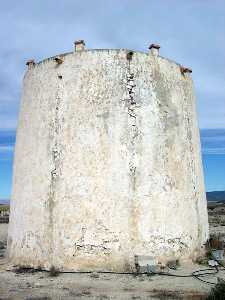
0, 258, 215, 300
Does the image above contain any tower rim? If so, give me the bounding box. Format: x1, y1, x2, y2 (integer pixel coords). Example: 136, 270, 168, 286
34, 48, 182, 69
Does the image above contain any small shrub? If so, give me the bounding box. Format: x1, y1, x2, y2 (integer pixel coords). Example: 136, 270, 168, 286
206, 281, 225, 300
205, 249, 213, 260
49, 266, 59, 277
166, 259, 180, 270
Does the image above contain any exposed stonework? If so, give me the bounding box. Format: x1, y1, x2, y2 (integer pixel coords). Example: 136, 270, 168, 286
7, 46, 209, 272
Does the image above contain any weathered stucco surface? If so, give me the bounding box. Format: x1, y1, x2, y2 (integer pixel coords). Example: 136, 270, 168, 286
8, 49, 208, 271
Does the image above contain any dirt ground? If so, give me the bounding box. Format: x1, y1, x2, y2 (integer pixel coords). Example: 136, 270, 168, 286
0, 225, 224, 299
1, 205, 225, 300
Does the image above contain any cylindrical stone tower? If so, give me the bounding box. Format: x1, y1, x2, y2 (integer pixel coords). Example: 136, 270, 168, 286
8, 41, 208, 271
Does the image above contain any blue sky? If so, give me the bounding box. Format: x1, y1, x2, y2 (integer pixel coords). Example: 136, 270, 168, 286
201, 129, 225, 191
0, 0, 225, 199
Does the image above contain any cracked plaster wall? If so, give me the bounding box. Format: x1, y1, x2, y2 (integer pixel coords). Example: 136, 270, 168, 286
7, 49, 208, 271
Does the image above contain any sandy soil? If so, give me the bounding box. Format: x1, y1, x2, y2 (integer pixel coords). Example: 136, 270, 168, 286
1, 208, 225, 300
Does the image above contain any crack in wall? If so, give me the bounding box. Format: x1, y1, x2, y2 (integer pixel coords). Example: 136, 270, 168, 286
125, 63, 138, 190
73, 243, 111, 255
122, 55, 141, 250
47, 79, 63, 268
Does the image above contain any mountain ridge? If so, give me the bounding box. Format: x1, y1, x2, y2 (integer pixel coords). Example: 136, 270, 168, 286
206, 190, 225, 202
1, 191, 225, 205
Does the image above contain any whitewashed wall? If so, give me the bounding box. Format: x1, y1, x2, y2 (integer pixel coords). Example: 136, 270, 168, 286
7, 49, 208, 271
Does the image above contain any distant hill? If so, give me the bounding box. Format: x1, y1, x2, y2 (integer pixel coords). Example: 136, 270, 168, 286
0, 191, 225, 205
1, 192, 225, 205
206, 191, 225, 202
0, 199, 10, 205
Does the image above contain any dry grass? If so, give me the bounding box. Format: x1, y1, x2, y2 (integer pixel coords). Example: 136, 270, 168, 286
49, 266, 59, 277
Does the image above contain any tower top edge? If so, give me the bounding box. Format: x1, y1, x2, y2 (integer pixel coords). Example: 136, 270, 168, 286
29, 48, 183, 69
